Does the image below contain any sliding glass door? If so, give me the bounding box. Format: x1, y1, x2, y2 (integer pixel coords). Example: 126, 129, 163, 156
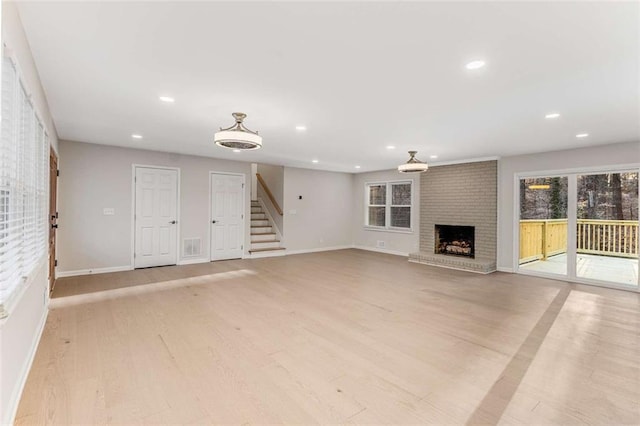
576, 172, 638, 286
518, 170, 639, 289
518, 176, 568, 277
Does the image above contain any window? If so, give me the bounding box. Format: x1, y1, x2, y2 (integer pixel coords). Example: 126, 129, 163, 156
368, 184, 386, 227
0, 57, 49, 317
365, 181, 413, 230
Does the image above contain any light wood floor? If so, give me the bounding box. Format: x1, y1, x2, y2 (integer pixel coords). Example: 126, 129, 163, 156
16, 249, 640, 425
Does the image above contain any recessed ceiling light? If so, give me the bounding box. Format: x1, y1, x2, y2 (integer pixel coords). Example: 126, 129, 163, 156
159, 96, 175, 103
295, 125, 307, 131
576, 133, 589, 138
430, 155, 438, 159
386, 145, 396, 150
232, 149, 241, 153
545, 113, 560, 119
465, 60, 486, 70
131, 134, 143, 139
355, 165, 361, 169
312, 159, 319, 163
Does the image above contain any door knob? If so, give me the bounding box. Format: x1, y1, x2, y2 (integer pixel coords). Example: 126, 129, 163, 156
169, 220, 177, 224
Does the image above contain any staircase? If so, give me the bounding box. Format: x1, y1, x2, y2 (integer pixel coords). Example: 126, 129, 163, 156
249, 200, 286, 256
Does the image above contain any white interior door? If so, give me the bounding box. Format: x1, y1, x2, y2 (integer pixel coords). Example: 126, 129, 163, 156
134, 167, 178, 268
210, 173, 244, 260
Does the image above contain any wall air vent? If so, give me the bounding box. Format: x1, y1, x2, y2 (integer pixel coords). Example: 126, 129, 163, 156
183, 238, 202, 257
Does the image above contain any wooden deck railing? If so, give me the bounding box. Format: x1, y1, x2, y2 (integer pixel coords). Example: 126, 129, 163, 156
519, 219, 638, 264
256, 173, 283, 216
519, 219, 568, 263
577, 220, 638, 259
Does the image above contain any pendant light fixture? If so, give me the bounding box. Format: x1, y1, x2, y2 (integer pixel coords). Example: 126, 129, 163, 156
398, 151, 429, 173
214, 112, 262, 150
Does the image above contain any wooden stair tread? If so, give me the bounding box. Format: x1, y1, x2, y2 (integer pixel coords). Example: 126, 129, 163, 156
251, 232, 276, 236
251, 225, 272, 228
252, 240, 280, 243
249, 247, 286, 253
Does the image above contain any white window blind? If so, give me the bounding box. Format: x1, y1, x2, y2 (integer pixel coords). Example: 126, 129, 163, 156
0, 57, 49, 318
365, 180, 412, 230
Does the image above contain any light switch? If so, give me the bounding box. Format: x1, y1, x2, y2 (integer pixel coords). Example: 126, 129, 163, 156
103, 208, 115, 216
289, 209, 297, 215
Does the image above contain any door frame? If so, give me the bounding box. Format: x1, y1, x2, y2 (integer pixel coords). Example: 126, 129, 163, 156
49, 147, 58, 294
131, 164, 181, 269
514, 163, 640, 292
209, 171, 246, 261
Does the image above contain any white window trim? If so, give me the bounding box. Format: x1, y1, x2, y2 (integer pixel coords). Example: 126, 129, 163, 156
364, 179, 414, 233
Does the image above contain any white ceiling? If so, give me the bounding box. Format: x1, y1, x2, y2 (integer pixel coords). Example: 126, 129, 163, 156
16, 1, 640, 173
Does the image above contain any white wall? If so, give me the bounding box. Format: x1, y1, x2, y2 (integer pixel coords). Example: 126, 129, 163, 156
0, 2, 59, 424
351, 169, 420, 256
282, 167, 354, 252
256, 163, 284, 234
58, 140, 252, 272
497, 141, 640, 271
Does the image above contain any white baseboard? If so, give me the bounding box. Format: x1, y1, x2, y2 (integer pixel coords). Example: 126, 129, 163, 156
3, 306, 48, 426
285, 245, 353, 256
177, 258, 210, 266
56, 265, 133, 278
497, 266, 514, 273
352, 245, 409, 257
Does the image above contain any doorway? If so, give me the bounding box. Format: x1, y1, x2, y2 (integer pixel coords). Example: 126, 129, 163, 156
210, 172, 245, 261
575, 171, 638, 286
133, 166, 179, 268
518, 169, 638, 289
49, 148, 58, 294
518, 175, 569, 277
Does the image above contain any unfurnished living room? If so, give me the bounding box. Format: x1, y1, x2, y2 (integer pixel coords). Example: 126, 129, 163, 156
1, 1, 639, 425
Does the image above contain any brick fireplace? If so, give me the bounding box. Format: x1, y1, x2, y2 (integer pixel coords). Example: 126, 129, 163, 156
409, 160, 497, 273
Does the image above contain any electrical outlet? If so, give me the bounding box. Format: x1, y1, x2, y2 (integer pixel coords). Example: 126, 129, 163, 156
103, 208, 115, 215
377, 240, 386, 248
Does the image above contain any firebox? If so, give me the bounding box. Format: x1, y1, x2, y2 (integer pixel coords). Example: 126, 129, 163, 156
435, 225, 475, 258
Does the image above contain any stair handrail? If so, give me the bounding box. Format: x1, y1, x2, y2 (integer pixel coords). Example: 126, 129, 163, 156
256, 173, 283, 216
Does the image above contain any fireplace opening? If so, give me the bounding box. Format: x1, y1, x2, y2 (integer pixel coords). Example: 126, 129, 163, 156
435, 225, 475, 258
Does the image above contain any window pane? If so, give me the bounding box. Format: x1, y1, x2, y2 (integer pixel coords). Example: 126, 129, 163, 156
369, 184, 386, 205
576, 172, 638, 286
520, 177, 568, 219
518, 176, 567, 277
368, 206, 385, 227
390, 206, 410, 228
392, 183, 411, 205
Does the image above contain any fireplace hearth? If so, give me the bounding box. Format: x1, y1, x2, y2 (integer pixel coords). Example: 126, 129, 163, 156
435, 225, 475, 258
